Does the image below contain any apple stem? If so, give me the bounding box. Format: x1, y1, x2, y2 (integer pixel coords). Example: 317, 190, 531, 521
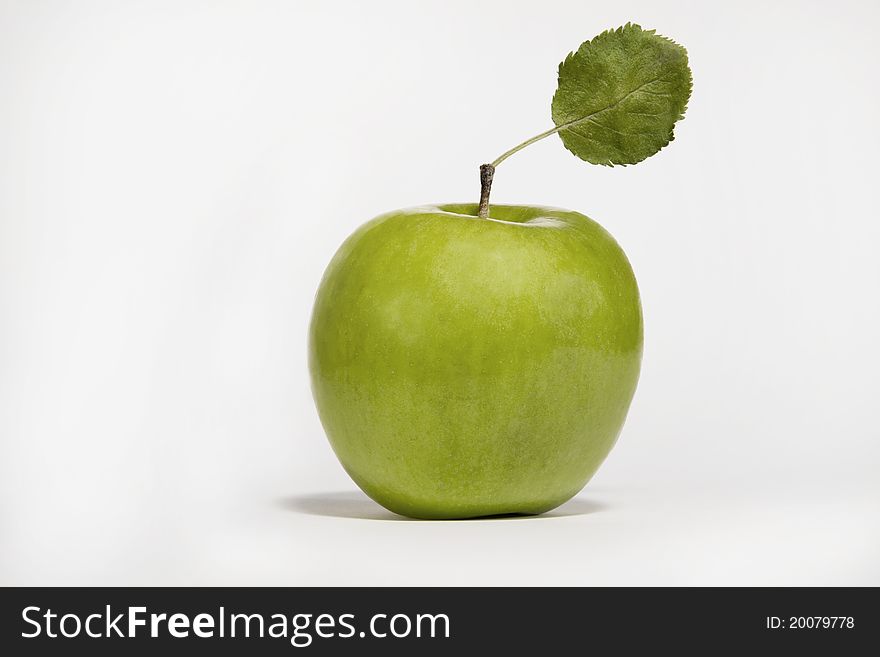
478, 163, 495, 219
479, 125, 565, 217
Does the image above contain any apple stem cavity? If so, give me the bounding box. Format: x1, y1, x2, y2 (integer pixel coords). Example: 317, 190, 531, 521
478, 164, 495, 219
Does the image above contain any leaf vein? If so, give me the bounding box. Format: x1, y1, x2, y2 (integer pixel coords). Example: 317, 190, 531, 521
585, 117, 663, 137
557, 76, 670, 133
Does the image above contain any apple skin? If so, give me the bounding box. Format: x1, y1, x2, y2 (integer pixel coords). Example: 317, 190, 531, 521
309, 203, 642, 519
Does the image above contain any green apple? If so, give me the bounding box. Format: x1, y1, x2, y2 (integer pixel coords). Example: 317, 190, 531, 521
306, 23, 692, 518
309, 203, 642, 519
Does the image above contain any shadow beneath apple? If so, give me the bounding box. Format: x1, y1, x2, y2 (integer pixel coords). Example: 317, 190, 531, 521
277, 491, 407, 521
277, 491, 608, 521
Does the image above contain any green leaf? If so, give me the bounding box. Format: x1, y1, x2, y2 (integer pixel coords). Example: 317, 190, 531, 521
551, 23, 692, 166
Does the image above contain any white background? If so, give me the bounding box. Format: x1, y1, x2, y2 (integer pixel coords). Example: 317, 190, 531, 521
1, 0, 878, 585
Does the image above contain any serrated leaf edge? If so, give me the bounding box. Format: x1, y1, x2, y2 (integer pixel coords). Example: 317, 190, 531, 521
552, 22, 693, 167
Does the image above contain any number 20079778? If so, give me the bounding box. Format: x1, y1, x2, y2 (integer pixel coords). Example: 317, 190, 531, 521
766, 617, 854, 629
